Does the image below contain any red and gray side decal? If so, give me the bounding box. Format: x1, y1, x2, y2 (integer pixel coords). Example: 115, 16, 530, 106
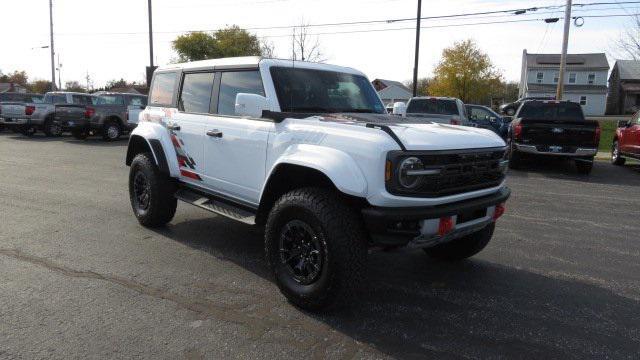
169, 131, 202, 181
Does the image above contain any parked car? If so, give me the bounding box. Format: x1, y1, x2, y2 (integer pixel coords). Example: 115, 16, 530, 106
0, 91, 93, 136
0, 93, 44, 133
611, 112, 640, 165
465, 104, 509, 138
507, 100, 600, 174
393, 96, 471, 126
125, 57, 510, 310
500, 96, 555, 116
60, 92, 147, 141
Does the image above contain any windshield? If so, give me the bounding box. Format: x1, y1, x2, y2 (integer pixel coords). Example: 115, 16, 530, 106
518, 102, 584, 120
270, 67, 385, 114
97, 95, 125, 105
44, 94, 67, 104
406, 98, 458, 116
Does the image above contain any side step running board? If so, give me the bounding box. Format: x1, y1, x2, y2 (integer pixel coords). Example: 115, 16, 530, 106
175, 187, 256, 225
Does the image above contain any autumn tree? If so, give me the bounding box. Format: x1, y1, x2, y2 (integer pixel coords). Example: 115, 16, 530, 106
64, 81, 85, 92
0, 70, 29, 87
172, 26, 264, 62
405, 78, 432, 96
29, 80, 53, 94
429, 40, 503, 104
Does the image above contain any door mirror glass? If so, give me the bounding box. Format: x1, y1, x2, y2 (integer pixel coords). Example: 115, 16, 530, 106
235, 93, 269, 118
392, 102, 406, 116
618, 120, 631, 128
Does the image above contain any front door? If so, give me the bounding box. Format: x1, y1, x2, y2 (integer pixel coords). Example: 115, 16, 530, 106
127, 96, 147, 127
201, 70, 271, 205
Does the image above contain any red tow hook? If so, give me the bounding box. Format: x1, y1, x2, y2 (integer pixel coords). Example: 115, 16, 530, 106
438, 216, 454, 236
493, 203, 506, 221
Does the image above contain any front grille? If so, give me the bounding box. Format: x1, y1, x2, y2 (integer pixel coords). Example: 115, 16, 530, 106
387, 148, 507, 198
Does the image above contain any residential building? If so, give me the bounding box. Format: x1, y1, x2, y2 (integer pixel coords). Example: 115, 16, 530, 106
0, 83, 27, 93
606, 60, 640, 115
519, 50, 609, 116
371, 79, 412, 106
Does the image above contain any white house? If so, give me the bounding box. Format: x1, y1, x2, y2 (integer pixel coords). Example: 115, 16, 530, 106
371, 79, 412, 106
519, 50, 609, 116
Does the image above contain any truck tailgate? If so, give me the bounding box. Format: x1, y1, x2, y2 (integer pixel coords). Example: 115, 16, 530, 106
54, 104, 86, 122
521, 119, 598, 147
0, 102, 27, 118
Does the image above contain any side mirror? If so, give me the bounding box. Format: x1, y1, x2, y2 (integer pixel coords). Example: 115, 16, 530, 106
392, 102, 407, 117
618, 119, 631, 128
235, 93, 269, 118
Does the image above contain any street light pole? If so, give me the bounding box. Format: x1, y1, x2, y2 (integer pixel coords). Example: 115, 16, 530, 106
49, 0, 56, 91
412, 0, 422, 97
555, 0, 572, 100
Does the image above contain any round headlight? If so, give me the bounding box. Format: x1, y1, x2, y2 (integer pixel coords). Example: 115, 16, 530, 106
398, 157, 424, 189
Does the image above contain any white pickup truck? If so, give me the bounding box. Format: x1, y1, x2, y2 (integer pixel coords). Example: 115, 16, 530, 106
126, 57, 510, 310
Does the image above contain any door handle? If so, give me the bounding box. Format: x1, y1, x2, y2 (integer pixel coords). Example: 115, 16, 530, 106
206, 129, 223, 138
167, 123, 181, 131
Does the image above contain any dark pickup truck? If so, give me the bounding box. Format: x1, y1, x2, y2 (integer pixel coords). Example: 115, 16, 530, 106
507, 100, 601, 174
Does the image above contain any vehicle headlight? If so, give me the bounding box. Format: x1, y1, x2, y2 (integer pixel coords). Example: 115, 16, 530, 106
398, 157, 424, 189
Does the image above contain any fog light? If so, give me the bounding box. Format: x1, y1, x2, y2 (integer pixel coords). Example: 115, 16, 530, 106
493, 203, 506, 221
438, 216, 454, 236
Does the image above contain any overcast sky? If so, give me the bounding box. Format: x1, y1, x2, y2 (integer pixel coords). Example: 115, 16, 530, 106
1, 0, 638, 88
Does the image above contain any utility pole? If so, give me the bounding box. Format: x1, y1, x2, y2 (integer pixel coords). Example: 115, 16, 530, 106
148, 0, 154, 68
49, 0, 56, 91
556, 0, 572, 100
412, 0, 422, 97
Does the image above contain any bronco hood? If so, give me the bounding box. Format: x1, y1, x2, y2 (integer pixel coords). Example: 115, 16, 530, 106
320, 113, 506, 151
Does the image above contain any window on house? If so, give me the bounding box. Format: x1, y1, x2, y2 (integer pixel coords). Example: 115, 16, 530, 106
588, 73, 595, 85
569, 73, 577, 84
553, 73, 559, 83
579, 96, 587, 106
536, 72, 544, 83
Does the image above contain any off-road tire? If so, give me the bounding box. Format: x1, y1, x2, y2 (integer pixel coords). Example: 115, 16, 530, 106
128, 153, 177, 227
611, 141, 626, 166
575, 159, 594, 175
265, 187, 367, 311
43, 117, 62, 137
72, 130, 88, 140
102, 120, 121, 141
20, 126, 36, 137
424, 223, 495, 261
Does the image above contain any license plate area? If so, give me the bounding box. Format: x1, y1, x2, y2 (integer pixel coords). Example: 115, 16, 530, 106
457, 208, 487, 223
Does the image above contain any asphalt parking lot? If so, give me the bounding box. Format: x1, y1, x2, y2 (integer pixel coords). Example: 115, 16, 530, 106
0, 133, 639, 359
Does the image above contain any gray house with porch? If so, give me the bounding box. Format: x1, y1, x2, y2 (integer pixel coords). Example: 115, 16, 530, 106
606, 60, 640, 115
519, 50, 609, 116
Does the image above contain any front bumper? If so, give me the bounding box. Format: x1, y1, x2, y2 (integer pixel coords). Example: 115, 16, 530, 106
362, 187, 510, 247
515, 144, 597, 157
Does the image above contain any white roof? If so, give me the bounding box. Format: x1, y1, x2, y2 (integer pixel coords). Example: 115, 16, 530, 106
157, 57, 365, 76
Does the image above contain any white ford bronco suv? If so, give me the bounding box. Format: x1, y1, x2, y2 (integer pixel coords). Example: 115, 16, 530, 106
126, 57, 510, 310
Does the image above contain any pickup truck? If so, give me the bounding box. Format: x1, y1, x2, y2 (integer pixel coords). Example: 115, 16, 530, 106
0, 91, 95, 137
62, 92, 147, 141
465, 104, 509, 138
612, 111, 640, 165
507, 100, 600, 174
393, 96, 471, 126
125, 57, 510, 310
500, 96, 554, 116
0, 93, 44, 133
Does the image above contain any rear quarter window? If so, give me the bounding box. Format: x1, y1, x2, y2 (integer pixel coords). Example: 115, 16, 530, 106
149, 72, 178, 106
407, 98, 458, 116
518, 102, 584, 120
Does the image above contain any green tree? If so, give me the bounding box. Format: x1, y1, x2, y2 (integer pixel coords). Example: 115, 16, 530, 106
405, 78, 432, 96
29, 80, 53, 94
64, 81, 85, 92
429, 40, 503, 104
172, 26, 264, 62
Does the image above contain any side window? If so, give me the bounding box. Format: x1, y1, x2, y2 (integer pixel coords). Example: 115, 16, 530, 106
149, 72, 178, 106
128, 96, 147, 107
579, 96, 587, 106
72, 95, 89, 105
536, 72, 543, 83
217, 71, 264, 116
179, 72, 215, 113
569, 73, 577, 84
470, 107, 490, 120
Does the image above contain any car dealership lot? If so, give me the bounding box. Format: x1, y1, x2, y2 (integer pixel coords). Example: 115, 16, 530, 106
0, 133, 638, 359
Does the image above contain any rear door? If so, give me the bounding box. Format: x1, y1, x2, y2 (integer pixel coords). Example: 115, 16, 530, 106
201, 70, 272, 204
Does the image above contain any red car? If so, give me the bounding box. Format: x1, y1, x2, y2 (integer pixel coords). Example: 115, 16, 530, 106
612, 112, 640, 165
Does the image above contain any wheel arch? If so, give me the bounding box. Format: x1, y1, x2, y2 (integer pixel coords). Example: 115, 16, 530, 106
126, 135, 170, 175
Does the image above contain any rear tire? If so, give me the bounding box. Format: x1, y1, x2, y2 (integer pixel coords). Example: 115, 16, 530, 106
424, 223, 495, 261
102, 120, 121, 141
72, 130, 88, 140
128, 153, 177, 227
265, 187, 367, 311
20, 126, 36, 137
575, 158, 594, 175
508, 142, 522, 169
611, 141, 626, 166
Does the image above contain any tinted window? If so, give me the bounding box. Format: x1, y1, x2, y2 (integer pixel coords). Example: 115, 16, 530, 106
518, 102, 584, 120
270, 67, 384, 114
180, 72, 214, 113
218, 71, 264, 116
468, 106, 493, 121
128, 96, 147, 107
72, 95, 93, 105
44, 94, 67, 104
97, 95, 125, 105
150, 72, 178, 106
407, 98, 458, 116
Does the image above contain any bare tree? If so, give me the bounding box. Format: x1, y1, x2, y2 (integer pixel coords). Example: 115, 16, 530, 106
261, 39, 276, 58
291, 21, 325, 62
613, 15, 640, 60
